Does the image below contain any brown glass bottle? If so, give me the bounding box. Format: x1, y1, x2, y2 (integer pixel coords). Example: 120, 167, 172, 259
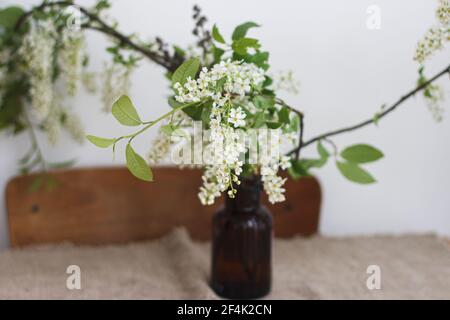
211, 176, 272, 299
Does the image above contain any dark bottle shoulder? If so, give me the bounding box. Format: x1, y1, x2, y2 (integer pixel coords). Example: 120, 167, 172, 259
213, 205, 272, 222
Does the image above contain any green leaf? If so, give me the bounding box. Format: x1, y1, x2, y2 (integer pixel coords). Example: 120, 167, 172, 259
160, 123, 179, 135
215, 76, 227, 93
340, 144, 383, 164
28, 175, 43, 193
288, 159, 311, 180
285, 114, 299, 133
112, 95, 142, 126
47, 159, 76, 169
317, 141, 329, 159
232, 21, 260, 40
212, 46, 225, 64
201, 102, 213, 124
253, 96, 274, 109
181, 101, 203, 120
302, 158, 327, 170
212, 24, 226, 44
278, 107, 290, 125
86, 135, 116, 148
253, 112, 266, 128
373, 112, 380, 126
168, 96, 182, 109
0, 6, 25, 30
263, 76, 273, 88
173, 45, 186, 57
171, 57, 200, 86
336, 161, 376, 184
95, 0, 111, 11
247, 51, 270, 70
231, 38, 260, 55
125, 144, 153, 181
266, 121, 282, 129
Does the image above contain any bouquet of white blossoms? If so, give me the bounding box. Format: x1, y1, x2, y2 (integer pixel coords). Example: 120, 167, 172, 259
88, 22, 311, 206
172, 59, 294, 205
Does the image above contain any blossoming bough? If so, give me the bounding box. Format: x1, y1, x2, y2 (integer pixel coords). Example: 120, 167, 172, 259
5, 1, 447, 201
88, 5, 450, 205
87, 23, 389, 206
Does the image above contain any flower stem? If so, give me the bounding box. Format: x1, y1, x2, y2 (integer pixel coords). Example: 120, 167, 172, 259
124, 100, 201, 143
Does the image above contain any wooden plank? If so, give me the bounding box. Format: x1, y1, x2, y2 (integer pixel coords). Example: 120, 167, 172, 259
5, 167, 321, 247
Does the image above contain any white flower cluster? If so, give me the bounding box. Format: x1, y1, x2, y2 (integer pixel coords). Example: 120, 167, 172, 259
58, 28, 85, 96
199, 125, 247, 205
425, 84, 445, 122
148, 111, 192, 164
43, 94, 85, 145
414, 0, 450, 64
414, 0, 449, 121
173, 60, 265, 105
18, 21, 86, 145
172, 60, 294, 205
101, 63, 133, 112
175, 60, 265, 205
259, 140, 291, 204
228, 107, 246, 128
273, 70, 300, 95
436, 0, 450, 25
414, 27, 447, 64
19, 21, 56, 119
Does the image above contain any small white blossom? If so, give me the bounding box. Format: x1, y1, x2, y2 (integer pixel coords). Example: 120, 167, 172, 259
262, 174, 287, 204
228, 107, 246, 128
280, 156, 292, 170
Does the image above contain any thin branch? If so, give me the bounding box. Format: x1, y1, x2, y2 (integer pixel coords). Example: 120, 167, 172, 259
323, 138, 338, 157
287, 64, 450, 155
296, 113, 304, 160
275, 97, 304, 159
15, 1, 178, 71
23, 109, 47, 172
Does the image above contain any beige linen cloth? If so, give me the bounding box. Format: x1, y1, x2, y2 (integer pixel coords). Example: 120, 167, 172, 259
0, 228, 449, 299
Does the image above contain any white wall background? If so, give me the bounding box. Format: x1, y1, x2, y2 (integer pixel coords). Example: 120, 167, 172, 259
0, 0, 449, 250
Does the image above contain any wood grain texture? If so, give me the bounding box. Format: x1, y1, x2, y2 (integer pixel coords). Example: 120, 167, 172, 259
5, 167, 321, 247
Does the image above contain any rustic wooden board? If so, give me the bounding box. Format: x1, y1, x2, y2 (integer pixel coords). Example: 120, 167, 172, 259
5, 167, 321, 247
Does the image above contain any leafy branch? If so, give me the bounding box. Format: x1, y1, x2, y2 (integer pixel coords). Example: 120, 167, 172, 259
287, 64, 450, 155
87, 94, 203, 180
15, 0, 182, 71
13, 1, 450, 186
17, 1, 450, 163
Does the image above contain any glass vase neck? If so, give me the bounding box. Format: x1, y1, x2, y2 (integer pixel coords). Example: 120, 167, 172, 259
225, 175, 262, 214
